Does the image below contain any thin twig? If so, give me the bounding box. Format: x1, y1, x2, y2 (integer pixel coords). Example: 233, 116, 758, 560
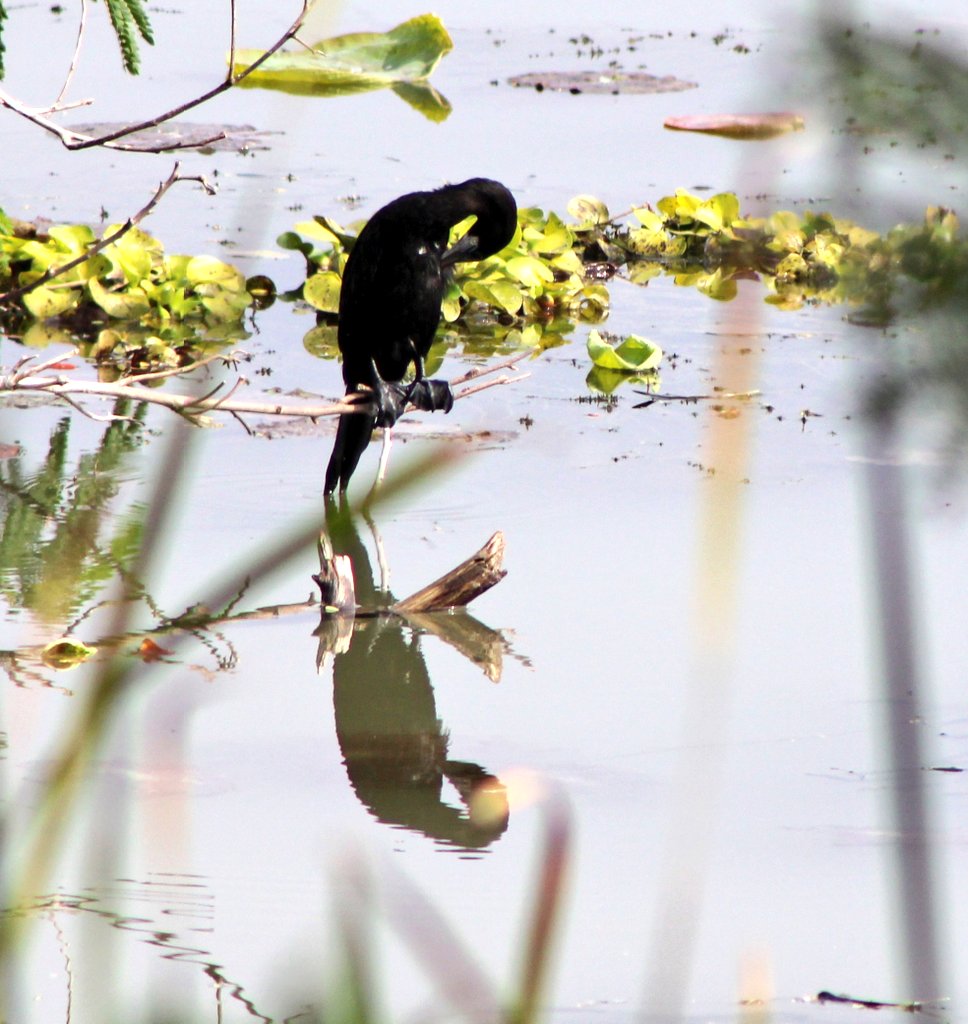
454, 372, 530, 401
0, 163, 212, 306
449, 349, 532, 386
53, 0, 89, 108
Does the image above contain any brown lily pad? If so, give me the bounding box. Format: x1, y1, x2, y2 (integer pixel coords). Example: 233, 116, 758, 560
68, 122, 282, 152
508, 70, 697, 95
664, 112, 805, 139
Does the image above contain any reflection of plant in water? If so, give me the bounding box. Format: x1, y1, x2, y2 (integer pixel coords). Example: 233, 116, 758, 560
817, 21, 968, 454
0, 404, 147, 624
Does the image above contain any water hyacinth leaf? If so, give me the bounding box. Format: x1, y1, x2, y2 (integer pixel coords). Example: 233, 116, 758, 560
102, 225, 158, 284
693, 193, 740, 232
88, 276, 152, 318
463, 279, 524, 315
186, 255, 246, 291
22, 282, 81, 320
304, 270, 342, 313
523, 213, 574, 254
504, 255, 554, 290
567, 195, 610, 228
48, 224, 96, 254
232, 15, 453, 100
587, 329, 662, 372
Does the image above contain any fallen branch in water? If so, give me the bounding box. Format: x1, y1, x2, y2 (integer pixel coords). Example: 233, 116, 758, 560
632, 387, 761, 409
0, 348, 532, 424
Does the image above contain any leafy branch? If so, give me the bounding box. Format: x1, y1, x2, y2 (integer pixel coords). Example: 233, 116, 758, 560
0, 1, 312, 152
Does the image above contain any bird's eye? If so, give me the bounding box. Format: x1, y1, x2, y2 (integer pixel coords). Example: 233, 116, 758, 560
416, 243, 429, 256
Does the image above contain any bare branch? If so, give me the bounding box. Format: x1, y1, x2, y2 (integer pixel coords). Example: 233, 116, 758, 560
0, 347, 532, 423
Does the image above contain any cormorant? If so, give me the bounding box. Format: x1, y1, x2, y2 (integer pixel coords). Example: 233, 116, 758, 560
324, 177, 518, 495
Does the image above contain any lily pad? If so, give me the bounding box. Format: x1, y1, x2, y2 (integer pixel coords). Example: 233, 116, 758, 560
508, 70, 696, 95
663, 113, 805, 139
232, 15, 453, 121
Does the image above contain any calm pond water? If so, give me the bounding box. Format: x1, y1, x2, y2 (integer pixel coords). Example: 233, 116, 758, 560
2, 0, 968, 1022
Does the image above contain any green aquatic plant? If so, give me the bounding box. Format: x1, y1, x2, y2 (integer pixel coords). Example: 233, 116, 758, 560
586, 329, 662, 394
0, 216, 254, 368
287, 202, 610, 359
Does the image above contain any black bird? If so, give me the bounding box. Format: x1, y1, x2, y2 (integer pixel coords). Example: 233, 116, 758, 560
324, 178, 518, 495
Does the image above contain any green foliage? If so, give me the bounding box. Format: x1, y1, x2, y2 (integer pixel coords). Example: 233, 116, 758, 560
596, 188, 968, 320
586, 329, 662, 393
101, 0, 154, 75
0, 219, 253, 370
234, 14, 454, 121
287, 203, 610, 359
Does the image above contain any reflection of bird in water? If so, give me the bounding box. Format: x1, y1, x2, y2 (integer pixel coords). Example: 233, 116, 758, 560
324, 178, 518, 494
323, 503, 509, 852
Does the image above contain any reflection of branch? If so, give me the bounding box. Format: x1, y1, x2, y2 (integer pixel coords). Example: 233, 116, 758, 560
1, 350, 532, 423
0, 2, 312, 152
0, 163, 213, 305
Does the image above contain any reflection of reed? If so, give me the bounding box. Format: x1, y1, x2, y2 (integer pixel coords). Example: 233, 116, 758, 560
25, 876, 280, 1024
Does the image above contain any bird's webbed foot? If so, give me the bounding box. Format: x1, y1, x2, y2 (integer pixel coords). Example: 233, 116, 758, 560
404, 377, 455, 414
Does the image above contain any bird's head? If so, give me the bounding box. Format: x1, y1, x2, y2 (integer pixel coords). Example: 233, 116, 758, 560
440, 178, 518, 266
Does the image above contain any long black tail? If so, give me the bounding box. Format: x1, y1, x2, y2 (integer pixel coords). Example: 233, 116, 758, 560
324, 405, 376, 494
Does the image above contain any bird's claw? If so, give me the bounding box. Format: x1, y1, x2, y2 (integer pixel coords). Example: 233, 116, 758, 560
404, 378, 454, 414
364, 381, 407, 428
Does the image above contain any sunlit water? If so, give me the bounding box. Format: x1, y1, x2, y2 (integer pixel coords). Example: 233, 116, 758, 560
2, 0, 968, 1022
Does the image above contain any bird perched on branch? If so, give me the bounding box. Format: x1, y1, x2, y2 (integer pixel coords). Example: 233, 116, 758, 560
324, 178, 518, 495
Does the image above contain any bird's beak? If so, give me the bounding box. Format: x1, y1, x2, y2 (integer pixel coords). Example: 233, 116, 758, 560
441, 231, 480, 265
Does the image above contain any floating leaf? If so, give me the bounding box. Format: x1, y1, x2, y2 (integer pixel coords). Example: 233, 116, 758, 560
567, 195, 610, 228
587, 329, 662, 372
232, 15, 453, 120
664, 112, 805, 139
304, 270, 342, 313
22, 281, 81, 320
41, 637, 97, 670
68, 121, 279, 153
89, 276, 152, 318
